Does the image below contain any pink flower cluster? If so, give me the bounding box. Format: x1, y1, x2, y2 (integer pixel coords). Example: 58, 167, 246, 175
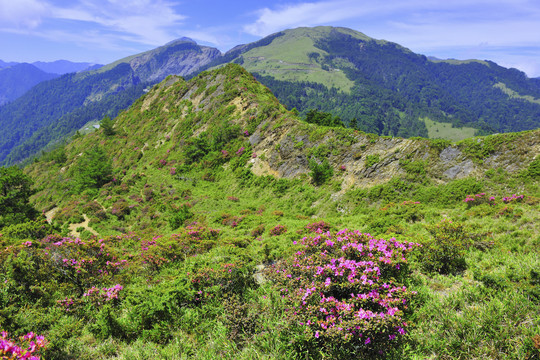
57, 297, 74, 311
463, 193, 487, 203
83, 284, 123, 304
464, 193, 525, 206
502, 194, 524, 203
268, 229, 420, 352
0, 331, 47, 359
402, 200, 421, 205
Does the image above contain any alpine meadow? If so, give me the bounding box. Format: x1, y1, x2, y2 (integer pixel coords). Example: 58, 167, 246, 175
0, 25, 539, 360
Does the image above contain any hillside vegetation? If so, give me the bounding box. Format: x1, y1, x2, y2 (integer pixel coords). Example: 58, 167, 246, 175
0, 64, 539, 360
0, 40, 220, 166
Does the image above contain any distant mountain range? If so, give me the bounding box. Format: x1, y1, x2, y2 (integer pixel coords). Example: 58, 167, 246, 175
0, 63, 59, 106
2, 26, 540, 166
0, 39, 219, 165
202, 27, 540, 138
0, 60, 103, 106
0, 59, 101, 74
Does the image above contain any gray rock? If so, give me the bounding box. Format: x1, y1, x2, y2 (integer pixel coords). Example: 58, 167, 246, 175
440, 147, 461, 163
443, 159, 474, 179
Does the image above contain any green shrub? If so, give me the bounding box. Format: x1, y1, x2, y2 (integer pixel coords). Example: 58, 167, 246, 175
419, 219, 482, 275
365, 154, 380, 168
309, 158, 333, 186
169, 204, 193, 230
527, 157, 540, 178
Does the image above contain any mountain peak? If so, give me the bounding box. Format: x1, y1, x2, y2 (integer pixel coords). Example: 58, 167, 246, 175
166, 37, 197, 46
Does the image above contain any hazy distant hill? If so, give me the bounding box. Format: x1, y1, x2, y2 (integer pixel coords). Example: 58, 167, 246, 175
0, 60, 18, 69
32, 60, 102, 74
0, 63, 58, 105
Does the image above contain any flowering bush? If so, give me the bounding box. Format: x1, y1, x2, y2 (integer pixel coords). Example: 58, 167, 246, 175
266, 229, 420, 357
0, 331, 47, 359
83, 284, 123, 307
269, 224, 287, 236
463, 193, 494, 207
220, 213, 245, 228
502, 194, 524, 203
251, 224, 265, 238
304, 220, 332, 233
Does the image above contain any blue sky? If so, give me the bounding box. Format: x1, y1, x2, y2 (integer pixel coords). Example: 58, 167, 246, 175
1, 0, 540, 77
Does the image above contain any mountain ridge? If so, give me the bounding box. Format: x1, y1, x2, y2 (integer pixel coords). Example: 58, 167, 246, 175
3, 26, 540, 166
27, 64, 540, 222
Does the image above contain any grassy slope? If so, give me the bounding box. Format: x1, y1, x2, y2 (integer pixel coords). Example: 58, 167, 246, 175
423, 117, 477, 141
494, 82, 540, 105
240, 27, 356, 91
11, 64, 540, 359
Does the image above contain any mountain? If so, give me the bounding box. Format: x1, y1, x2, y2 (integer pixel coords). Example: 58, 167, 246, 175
0, 39, 221, 165
0, 63, 59, 105
0, 60, 18, 69
199, 27, 540, 138
95, 38, 221, 83
3, 26, 540, 166
31, 60, 102, 74
27, 64, 539, 222
13, 63, 540, 360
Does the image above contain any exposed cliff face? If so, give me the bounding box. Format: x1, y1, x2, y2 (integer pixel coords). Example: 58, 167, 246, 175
130, 45, 222, 83
246, 117, 539, 190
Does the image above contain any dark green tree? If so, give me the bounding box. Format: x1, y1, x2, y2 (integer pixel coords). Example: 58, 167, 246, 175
0, 166, 38, 227
72, 146, 113, 192
101, 115, 115, 136
305, 109, 343, 127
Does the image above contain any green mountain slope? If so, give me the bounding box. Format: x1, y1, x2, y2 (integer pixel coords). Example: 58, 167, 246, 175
0, 63, 58, 105
4, 63, 538, 360
202, 27, 540, 138
27, 64, 539, 233
4, 26, 540, 166
0, 40, 221, 166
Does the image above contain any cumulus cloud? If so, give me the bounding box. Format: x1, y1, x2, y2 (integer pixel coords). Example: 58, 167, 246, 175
243, 1, 373, 36
0, 0, 187, 47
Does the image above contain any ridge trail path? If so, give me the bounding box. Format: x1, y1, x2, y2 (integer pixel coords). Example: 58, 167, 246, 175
45, 205, 101, 238
68, 214, 98, 238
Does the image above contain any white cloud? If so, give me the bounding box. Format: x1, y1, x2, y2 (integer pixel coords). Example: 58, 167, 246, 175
243, 1, 374, 36
50, 0, 187, 46
0, 0, 49, 29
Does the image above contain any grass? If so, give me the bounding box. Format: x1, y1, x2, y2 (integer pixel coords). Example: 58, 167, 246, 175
8, 64, 539, 359
7, 158, 540, 359
423, 117, 477, 141
494, 82, 540, 105
242, 29, 355, 92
